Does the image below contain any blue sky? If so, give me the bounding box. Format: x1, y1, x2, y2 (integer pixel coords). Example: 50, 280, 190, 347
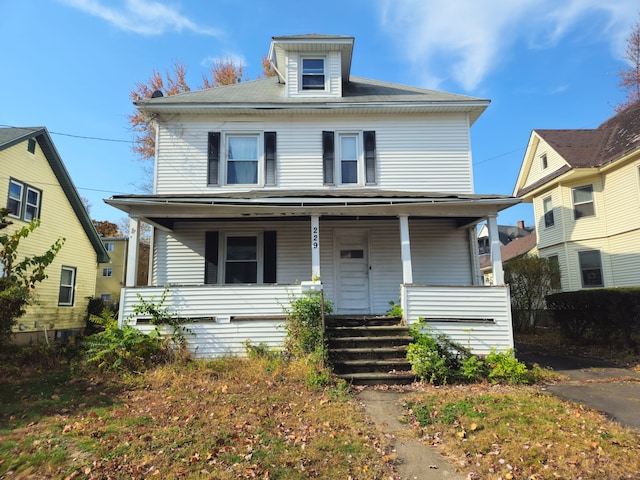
1, 0, 638, 226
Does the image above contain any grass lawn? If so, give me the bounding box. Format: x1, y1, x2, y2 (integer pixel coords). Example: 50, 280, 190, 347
1, 336, 640, 479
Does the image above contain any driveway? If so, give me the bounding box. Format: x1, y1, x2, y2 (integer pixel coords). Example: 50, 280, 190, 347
516, 341, 640, 430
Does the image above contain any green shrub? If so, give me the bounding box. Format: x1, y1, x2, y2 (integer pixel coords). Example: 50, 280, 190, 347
283, 292, 332, 358
485, 348, 529, 385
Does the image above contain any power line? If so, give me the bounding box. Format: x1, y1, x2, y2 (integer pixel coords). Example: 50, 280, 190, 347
0, 124, 133, 144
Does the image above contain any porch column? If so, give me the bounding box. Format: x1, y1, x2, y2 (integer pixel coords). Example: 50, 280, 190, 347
310, 215, 321, 279
125, 217, 140, 287
468, 227, 482, 285
399, 215, 413, 284
487, 214, 504, 285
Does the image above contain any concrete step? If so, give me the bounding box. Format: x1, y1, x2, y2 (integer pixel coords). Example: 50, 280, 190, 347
336, 371, 416, 386
332, 358, 412, 374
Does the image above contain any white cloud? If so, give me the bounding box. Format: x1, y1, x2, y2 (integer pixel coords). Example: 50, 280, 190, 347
379, 0, 638, 91
59, 0, 222, 36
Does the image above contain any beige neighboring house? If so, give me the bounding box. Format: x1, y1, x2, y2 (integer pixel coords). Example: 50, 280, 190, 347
513, 100, 640, 292
96, 237, 149, 305
1, 127, 109, 344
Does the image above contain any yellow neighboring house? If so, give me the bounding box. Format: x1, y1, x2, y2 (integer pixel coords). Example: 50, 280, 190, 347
0, 127, 109, 344
513, 101, 640, 292
96, 237, 149, 305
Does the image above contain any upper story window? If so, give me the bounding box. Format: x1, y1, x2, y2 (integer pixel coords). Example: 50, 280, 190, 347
301, 57, 326, 91
323, 131, 377, 186
543, 196, 554, 228
102, 267, 113, 278
207, 132, 276, 187
572, 185, 594, 219
27, 138, 36, 154
578, 250, 603, 288
7, 178, 41, 222
104, 241, 114, 252
540, 153, 548, 170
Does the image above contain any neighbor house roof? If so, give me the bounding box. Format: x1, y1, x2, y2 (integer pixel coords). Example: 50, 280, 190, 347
515, 100, 640, 197
0, 127, 110, 263
480, 230, 537, 270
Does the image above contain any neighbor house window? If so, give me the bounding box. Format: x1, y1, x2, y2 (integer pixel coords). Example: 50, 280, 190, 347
572, 185, 594, 219
7, 179, 41, 221
101, 294, 111, 302
540, 153, 548, 170
58, 266, 77, 306
225, 235, 258, 283
104, 241, 114, 252
102, 267, 113, 277
301, 57, 325, 90
27, 138, 36, 154
543, 196, 554, 228
578, 250, 603, 288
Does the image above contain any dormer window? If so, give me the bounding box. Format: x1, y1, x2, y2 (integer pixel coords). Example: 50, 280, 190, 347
301, 57, 325, 91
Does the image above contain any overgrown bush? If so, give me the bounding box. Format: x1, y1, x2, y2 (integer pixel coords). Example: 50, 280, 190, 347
407, 320, 535, 385
283, 292, 332, 358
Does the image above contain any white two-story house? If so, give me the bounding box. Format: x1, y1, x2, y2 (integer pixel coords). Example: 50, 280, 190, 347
107, 34, 519, 357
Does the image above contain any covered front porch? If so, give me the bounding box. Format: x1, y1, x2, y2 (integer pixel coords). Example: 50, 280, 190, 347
107, 190, 518, 357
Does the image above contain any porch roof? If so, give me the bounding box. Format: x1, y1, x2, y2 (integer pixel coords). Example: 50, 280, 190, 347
105, 190, 519, 230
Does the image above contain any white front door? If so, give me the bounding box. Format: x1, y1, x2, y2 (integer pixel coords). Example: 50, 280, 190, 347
335, 231, 370, 314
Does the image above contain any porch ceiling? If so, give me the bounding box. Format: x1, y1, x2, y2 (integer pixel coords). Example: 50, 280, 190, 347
105, 190, 519, 230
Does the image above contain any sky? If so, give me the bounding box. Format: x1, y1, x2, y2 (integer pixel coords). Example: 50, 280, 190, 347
1, 0, 638, 228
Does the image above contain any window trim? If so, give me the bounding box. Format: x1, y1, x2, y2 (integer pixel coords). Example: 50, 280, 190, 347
58, 266, 77, 306
578, 250, 604, 288
572, 184, 595, 219
543, 196, 555, 228
300, 56, 327, 92
7, 178, 41, 221
337, 132, 362, 185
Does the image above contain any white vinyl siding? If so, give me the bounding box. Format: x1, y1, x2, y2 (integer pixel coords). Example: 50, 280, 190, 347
154, 113, 473, 194
600, 161, 640, 236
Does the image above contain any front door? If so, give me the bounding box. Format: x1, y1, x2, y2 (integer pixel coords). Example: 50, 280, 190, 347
335, 231, 370, 314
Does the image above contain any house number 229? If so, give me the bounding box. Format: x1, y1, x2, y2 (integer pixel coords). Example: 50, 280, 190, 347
312, 226, 319, 249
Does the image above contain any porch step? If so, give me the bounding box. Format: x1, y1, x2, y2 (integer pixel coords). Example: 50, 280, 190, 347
326, 315, 415, 385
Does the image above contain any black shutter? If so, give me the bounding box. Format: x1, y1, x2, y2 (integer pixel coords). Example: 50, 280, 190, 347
264, 132, 276, 186
263, 231, 277, 283
208, 132, 220, 185
322, 131, 334, 185
205, 231, 219, 284
364, 131, 376, 184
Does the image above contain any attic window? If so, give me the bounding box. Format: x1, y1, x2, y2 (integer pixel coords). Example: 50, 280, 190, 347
301, 58, 325, 90
27, 138, 36, 154
540, 153, 548, 170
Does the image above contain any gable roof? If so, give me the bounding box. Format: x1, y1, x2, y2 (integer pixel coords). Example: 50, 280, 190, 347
134, 76, 490, 125
0, 127, 110, 263
479, 230, 537, 270
515, 100, 640, 197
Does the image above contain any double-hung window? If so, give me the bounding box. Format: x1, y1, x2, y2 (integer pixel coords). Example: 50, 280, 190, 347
225, 235, 258, 283
572, 185, 594, 219
102, 267, 113, 278
104, 241, 114, 252
301, 57, 325, 91
543, 196, 554, 228
207, 132, 276, 187
58, 266, 77, 306
578, 250, 603, 288
7, 179, 41, 221
323, 131, 377, 186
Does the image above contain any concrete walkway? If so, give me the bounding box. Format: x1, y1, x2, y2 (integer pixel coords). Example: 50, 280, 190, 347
516, 341, 640, 430
357, 389, 466, 480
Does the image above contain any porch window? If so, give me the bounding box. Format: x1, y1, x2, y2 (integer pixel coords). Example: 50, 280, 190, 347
572, 185, 594, 219
543, 196, 554, 228
58, 266, 76, 306
578, 250, 603, 288
225, 236, 258, 283
301, 57, 325, 91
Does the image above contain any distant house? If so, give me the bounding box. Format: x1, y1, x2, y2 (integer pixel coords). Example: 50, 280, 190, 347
106, 34, 520, 357
0, 127, 109, 344
480, 230, 537, 285
513, 101, 640, 291
95, 237, 150, 305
